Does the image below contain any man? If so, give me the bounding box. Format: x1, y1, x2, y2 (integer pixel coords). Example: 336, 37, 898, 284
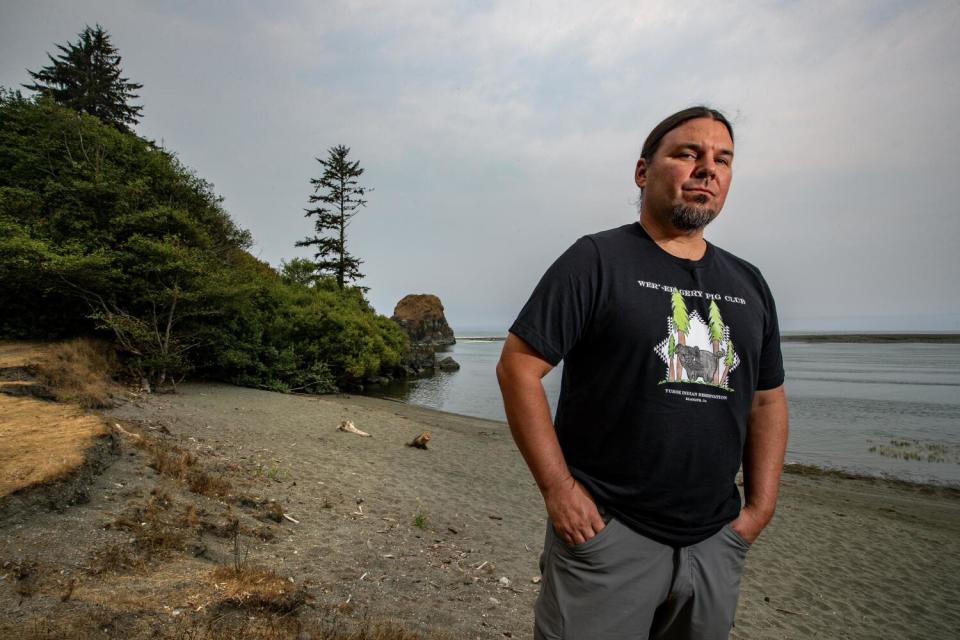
496, 106, 788, 640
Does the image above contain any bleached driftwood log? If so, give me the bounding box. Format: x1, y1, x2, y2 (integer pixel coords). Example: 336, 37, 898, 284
337, 420, 371, 437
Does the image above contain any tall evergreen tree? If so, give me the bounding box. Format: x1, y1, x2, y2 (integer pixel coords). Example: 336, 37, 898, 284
23, 24, 143, 132
296, 145, 369, 290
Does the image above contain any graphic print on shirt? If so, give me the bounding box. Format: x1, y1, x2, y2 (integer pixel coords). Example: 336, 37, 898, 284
653, 291, 740, 391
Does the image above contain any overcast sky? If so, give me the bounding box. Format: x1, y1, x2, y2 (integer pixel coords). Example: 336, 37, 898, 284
3, 0, 959, 333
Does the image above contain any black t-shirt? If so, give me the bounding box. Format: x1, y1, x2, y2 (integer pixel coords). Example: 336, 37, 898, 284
509, 222, 784, 547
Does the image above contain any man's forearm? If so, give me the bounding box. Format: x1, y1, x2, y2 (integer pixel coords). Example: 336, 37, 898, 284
742, 386, 789, 527
496, 350, 605, 545
496, 364, 571, 494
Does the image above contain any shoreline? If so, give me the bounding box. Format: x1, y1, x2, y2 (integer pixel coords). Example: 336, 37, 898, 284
781, 462, 960, 495
360, 390, 960, 491
457, 333, 960, 343
781, 332, 960, 343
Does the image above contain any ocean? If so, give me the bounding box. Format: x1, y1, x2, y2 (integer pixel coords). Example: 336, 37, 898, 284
372, 338, 960, 487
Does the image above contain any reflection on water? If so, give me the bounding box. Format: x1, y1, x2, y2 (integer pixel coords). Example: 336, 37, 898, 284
369, 339, 960, 486
373, 340, 563, 421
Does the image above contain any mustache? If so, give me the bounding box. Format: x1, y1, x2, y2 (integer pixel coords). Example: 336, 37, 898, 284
683, 184, 716, 197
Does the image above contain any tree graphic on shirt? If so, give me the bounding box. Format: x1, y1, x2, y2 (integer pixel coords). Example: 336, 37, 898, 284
723, 339, 734, 387
668, 333, 676, 381
708, 300, 725, 384
671, 291, 689, 381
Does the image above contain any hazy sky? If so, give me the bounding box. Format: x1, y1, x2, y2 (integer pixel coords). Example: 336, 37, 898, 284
3, 1, 959, 333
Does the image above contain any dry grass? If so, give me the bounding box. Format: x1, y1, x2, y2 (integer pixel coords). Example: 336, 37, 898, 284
0, 340, 116, 501
143, 438, 197, 480
0, 341, 54, 369
209, 565, 310, 613
0, 394, 109, 499
130, 431, 233, 498
188, 469, 232, 498
13, 613, 439, 640
91, 491, 198, 575
88, 542, 150, 575
17, 554, 437, 639
33, 338, 119, 409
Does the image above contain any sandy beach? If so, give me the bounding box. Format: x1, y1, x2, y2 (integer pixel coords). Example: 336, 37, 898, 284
2, 381, 959, 638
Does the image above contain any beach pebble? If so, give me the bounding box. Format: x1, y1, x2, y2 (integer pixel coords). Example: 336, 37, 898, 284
498, 576, 511, 587
489, 597, 500, 605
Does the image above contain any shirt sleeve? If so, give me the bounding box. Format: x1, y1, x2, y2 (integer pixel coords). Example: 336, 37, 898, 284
756, 277, 785, 390
508, 236, 601, 366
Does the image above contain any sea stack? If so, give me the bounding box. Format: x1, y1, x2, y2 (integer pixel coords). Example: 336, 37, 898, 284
392, 294, 457, 376
391, 294, 456, 346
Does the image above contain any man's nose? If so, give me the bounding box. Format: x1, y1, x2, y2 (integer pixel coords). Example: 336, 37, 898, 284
693, 158, 716, 180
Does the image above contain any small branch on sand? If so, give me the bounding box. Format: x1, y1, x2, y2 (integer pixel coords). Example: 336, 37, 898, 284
282, 513, 300, 524
337, 420, 371, 437
113, 423, 142, 441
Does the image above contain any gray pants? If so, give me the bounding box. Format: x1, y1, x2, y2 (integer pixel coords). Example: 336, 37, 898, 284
534, 515, 750, 640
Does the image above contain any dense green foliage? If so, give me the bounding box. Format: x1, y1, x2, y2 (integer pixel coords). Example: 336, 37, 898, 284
297, 145, 368, 289
24, 24, 143, 132
0, 90, 407, 391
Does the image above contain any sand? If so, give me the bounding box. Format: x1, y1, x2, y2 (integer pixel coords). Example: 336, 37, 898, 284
3, 381, 959, 638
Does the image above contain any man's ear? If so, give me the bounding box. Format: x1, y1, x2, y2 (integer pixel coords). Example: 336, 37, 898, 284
635, 158, 647, 189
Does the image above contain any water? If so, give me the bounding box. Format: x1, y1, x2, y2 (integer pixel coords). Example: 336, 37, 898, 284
374, 339, 563, 420
372, 339, 960, 486
780, 342, 960, 485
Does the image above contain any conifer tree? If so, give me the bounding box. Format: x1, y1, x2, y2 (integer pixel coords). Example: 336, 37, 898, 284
23, 24, 143, 132
296, 145, 369, 290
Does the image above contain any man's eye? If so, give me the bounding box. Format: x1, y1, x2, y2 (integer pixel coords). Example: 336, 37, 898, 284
716, 158, 730, 166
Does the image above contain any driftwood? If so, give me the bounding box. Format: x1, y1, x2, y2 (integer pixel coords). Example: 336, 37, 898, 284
337, 420, 371, 437
113, 423, 142, 441
406, 431, 431, 449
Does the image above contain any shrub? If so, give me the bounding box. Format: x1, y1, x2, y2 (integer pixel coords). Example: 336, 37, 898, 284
34, 337, 119, 408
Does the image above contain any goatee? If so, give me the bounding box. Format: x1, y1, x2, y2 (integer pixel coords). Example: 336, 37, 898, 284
670, 204, 717, 231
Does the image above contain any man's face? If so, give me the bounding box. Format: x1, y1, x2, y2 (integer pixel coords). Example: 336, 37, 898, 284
635, 117, 734, 231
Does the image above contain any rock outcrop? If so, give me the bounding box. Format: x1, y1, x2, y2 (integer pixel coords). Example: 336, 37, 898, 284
392, 295, 456, 347
392, 294, 458, 377
437, 356, 461, 372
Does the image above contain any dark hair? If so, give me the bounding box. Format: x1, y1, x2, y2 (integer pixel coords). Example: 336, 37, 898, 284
640, 106, 734, 161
